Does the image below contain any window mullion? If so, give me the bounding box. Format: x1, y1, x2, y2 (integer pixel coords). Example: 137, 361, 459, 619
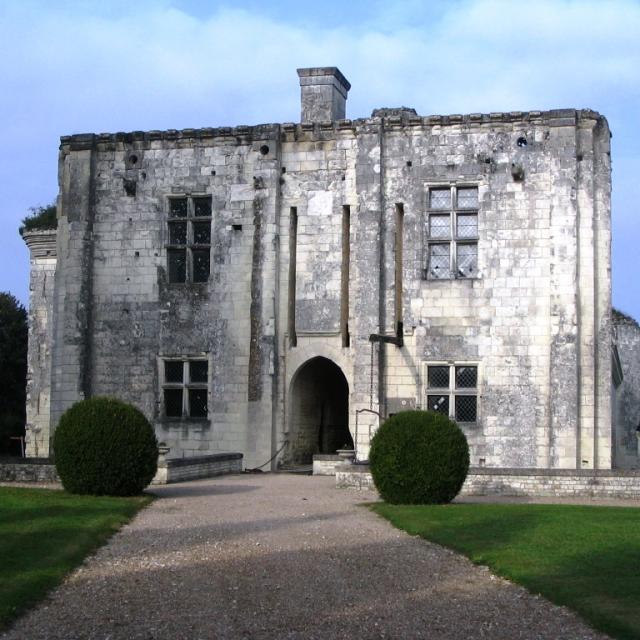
449, 364, 455, 419
182, 361, 189, 417
450, 189, 455, 276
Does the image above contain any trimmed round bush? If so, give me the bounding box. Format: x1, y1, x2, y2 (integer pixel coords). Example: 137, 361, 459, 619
369, 410, 469, 504
53, 397, 158, 496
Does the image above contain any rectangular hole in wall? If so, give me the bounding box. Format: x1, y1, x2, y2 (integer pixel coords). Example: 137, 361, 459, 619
288, 207, 298, 348
395, 203, 404, 331
341, 205, 351, 348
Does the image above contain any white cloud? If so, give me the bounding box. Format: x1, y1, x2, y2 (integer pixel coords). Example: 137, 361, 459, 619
0, 0, 638, 310
2, 0, 639, 129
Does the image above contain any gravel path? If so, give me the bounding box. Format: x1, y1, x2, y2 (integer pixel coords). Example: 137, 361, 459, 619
3, 474, 610, 640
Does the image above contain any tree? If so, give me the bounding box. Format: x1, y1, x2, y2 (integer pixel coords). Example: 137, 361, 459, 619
19, 203, 57, 235
0, 293, 27, 455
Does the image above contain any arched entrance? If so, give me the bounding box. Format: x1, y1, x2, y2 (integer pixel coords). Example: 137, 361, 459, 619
287, 357, 352, 466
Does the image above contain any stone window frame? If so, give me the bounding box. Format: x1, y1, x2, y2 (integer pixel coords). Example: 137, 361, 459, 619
423, 361, 479, 424
160, 356, 209, 421
166, 194, 212, 284
424, 184, 479, 280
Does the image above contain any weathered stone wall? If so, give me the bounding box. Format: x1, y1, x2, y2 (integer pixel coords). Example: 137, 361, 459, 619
152, 452, 243, 484
613, 312, 640, 468
335, 465, 640, 499
0, 458, 59, 483
277, 108, 611, 470
53, 129, 280, 468
23, 230, 57, 457
43, 68, 613, 473
312, 454, 341, 476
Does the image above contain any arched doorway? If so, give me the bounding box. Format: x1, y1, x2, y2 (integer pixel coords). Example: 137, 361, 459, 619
287, 357, 352, 466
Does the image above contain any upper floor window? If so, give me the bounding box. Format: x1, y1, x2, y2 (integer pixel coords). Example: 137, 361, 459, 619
167, 195, 212, 283
426, 363, 478, 423
426, 186, 478, 279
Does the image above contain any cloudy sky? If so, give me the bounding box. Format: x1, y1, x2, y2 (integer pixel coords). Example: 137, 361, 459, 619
1, 0, 639, 318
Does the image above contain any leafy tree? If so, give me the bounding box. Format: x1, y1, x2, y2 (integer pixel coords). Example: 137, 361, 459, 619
613, 307, 639, 327
0, 293, 27, 455
19, 203, 57, 235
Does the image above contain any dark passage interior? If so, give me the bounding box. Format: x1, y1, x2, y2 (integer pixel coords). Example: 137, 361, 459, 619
287, 357, 353, 465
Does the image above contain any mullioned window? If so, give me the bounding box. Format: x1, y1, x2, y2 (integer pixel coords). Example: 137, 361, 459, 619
425, 186, 478, 279
166, 195, 212, 283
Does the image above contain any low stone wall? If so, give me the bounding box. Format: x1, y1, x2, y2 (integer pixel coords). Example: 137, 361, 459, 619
1, 453, 243, 486
152, 452, 243, 484
336, 465, 640, 499
312, 455, 341, 476
462, 468, 640, 499
0, 457, 59, 483
336, 464, 376, 490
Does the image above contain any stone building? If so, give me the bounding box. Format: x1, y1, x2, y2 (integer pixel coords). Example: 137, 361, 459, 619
612, 310, 640, 468
23, 66, 633, 472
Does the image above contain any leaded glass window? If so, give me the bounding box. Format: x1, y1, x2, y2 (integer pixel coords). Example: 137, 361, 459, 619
427, 394, 449, 416
456, 214, 478, 239
426, 186, 479, 279
427, 365, 449, 389
456, 243, 478, 277
426, 363, 478, 423
457, 187, 479, 209
429, 189, 451, 210
167, 195, 212, 283
429, 214, 450, 239
428, 244, 450, 279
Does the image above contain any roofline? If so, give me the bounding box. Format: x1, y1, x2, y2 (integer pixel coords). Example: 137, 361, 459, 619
59, 108, 607, 149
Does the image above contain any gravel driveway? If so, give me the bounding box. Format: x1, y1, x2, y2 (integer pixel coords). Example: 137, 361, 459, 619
2, 474, 609, 640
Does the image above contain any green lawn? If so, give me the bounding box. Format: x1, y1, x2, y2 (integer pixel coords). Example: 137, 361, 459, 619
0, 487, 151, 630
371, 502, 640, 640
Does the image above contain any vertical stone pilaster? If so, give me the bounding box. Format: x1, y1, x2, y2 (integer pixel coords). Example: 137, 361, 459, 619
547, 118, 580, 468
592, 114, 613, 468
50, 136, 97, 434
245, 130, 282, 468
351, 122, 384, 458
22, 230, 57, 457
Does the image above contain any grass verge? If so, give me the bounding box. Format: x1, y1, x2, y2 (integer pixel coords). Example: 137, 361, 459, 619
371, 502, 640, 640
0, 486, 152, 630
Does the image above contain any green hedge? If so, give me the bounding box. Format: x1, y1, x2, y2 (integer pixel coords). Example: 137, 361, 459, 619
53, 397, 158, 496
369, 410, 469, 504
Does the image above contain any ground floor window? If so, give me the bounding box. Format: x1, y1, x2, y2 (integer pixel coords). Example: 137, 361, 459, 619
162, 358, 208, 418
425, 363, 478, 423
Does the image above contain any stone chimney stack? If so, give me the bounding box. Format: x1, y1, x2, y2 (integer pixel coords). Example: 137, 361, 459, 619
297, 67, 351, 123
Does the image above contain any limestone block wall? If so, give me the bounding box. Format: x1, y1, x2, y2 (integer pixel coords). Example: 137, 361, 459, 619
372, 110, 612, 470
613, 312, 640, 468
152, 452, 243, 484
335, 465, 640, 499
47, 106, 612, 472
0, 458, 59, 483
277, 109, 611, 470
22, 230, 57, 457
53, 128, 282, 468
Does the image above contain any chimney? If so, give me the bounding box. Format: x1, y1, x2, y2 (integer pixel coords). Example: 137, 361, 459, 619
297, 67, 351, 123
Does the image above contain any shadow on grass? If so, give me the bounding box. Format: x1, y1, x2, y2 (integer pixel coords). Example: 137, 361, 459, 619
0, 488, 150, 631
372, 502, 640, 640
0, 530, 600, 640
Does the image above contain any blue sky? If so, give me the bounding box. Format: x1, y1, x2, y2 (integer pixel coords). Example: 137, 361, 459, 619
1, 0, 639, 318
